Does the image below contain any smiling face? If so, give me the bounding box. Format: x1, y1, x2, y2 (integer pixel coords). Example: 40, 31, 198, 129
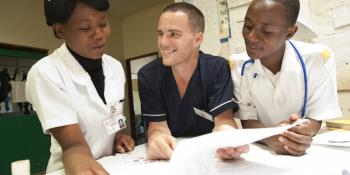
242, 0, 297, 61
157, 11, 203, 67
53, 2, 111, 59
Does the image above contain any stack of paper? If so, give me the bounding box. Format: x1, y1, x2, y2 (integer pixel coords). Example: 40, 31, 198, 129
170, 119, 307, 175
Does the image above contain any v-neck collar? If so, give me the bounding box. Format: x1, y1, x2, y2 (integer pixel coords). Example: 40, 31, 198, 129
167, 59, 200, 103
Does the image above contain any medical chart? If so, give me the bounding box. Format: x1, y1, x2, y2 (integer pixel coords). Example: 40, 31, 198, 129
170, 119, 307, 175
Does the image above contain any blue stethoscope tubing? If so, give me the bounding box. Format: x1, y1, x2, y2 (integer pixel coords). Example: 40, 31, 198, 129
240, 40, 308, 118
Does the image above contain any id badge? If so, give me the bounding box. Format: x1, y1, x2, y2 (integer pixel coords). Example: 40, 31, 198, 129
103, 102, 126, 135
194, 107, 213, 122
103, 115, 126, 135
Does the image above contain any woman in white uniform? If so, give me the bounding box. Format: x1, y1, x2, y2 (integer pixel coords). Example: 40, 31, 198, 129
229, 0, 342, 156
25, 0, 135, 174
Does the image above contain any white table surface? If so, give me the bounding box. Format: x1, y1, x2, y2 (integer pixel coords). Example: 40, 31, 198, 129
48, 128, 350, 175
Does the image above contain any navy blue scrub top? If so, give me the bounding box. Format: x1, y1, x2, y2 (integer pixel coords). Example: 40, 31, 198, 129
138, 51, 239, 137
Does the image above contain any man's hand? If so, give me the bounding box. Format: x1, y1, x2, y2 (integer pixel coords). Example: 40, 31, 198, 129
147, 121, 176, 160
216, 146, 249, 160
280, 114, 320, 155
213, 110, 249, 160
114, 133, 135, 153
263, 135, 289, 155
147, 131, 176, 160
264, 114, 321, 156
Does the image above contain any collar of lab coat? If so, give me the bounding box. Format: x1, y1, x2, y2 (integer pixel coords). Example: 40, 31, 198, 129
280, 40, 300, 73
252, 41, 299, 77
56, 43, 115, 86
251, 59, 264, 77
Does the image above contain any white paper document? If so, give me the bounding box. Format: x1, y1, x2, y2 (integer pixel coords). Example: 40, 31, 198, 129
99, 144, 169, 175
94, 119, 307, 175
170, 119, 307, 175
313, 129, 350, 147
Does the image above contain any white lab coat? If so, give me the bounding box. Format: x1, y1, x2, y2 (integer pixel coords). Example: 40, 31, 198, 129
26, 43, 125, 173
229, 40, 342, 127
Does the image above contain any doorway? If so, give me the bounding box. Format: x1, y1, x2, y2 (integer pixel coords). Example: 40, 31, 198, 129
126, 52, 158, 145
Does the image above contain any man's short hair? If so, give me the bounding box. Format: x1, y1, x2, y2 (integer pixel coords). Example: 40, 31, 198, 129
162, 2, 205, 33
270, 0, 300, 26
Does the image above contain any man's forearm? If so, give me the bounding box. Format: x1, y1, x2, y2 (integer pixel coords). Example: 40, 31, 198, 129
213, 109, 238, 131
241, 119, 265, 129
147, 121, 172, 137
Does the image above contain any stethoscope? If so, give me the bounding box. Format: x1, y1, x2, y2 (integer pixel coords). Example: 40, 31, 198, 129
236, 40, 308, 118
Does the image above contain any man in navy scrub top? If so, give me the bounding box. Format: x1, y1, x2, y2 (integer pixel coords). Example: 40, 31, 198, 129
138, 2, 249, 160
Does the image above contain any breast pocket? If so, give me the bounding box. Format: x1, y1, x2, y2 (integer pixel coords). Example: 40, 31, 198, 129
237, 101, 258, 120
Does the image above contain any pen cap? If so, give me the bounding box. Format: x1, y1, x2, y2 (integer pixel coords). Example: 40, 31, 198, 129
11, 159, 30, 175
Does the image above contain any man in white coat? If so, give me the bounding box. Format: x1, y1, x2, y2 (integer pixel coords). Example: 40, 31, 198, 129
229, 0, 342, 156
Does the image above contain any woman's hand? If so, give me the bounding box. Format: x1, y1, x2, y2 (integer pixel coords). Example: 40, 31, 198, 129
114, 133, 135, 153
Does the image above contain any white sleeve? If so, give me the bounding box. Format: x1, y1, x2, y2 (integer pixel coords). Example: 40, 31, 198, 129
26, 64, 78, 134
306, 51, 342, 120
237, 100, 258, 120
229, 56, 258, 120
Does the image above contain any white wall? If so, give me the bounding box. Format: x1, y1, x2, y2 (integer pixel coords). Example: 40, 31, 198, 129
0, 0, 60, 50
122, 2, 170, 59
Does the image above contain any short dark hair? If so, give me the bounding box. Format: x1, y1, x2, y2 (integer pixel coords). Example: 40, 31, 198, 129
271, 0, 300, 26
44, 0, 110, 26
162, 2, 205, 33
